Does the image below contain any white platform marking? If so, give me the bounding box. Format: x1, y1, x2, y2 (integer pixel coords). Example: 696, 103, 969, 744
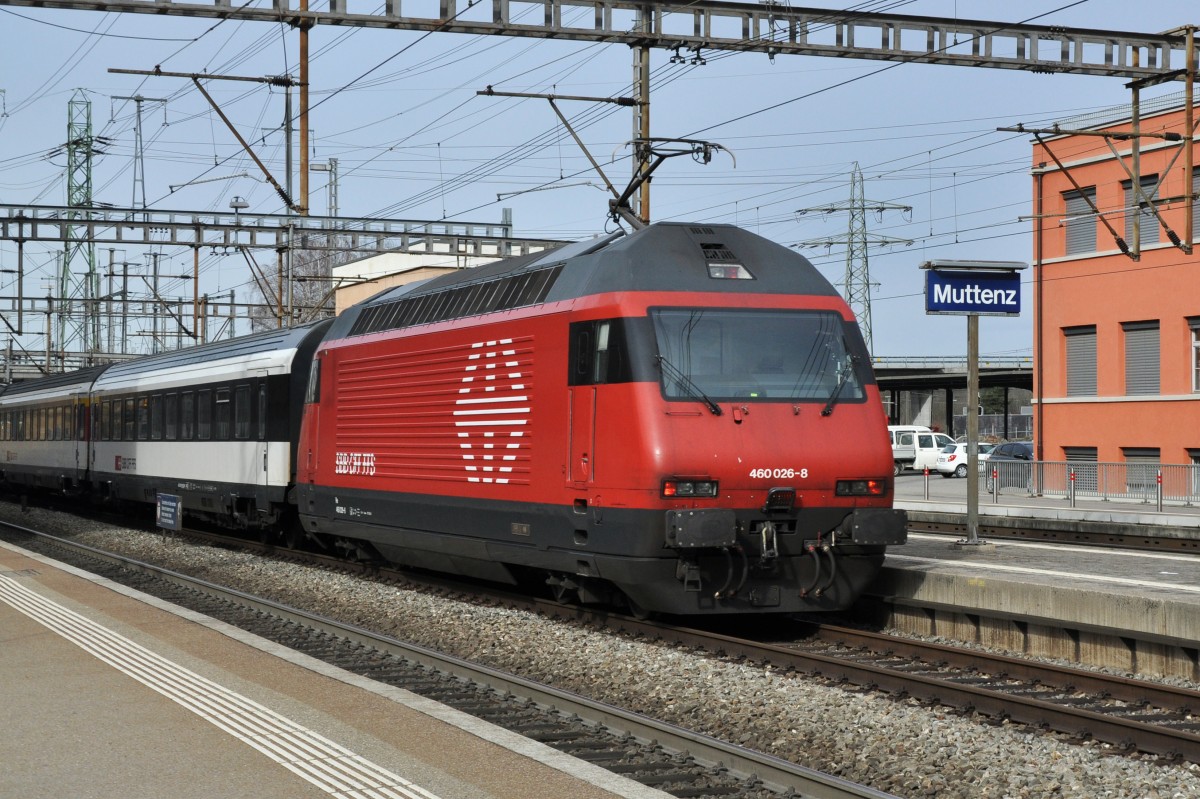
0, 574, 443, 799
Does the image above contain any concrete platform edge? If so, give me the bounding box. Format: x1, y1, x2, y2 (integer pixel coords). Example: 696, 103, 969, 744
4, 541, 670, 799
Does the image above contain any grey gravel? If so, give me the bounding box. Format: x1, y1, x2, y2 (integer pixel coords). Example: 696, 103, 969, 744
5, 502, 1199, 799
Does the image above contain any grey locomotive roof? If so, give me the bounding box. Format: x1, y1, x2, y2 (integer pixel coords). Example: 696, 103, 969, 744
327, 223, 841, 341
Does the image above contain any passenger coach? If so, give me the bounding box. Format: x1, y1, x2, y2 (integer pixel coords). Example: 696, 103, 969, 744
86, 321, 330, 529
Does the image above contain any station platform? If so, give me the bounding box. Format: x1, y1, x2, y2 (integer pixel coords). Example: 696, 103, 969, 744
872, 478, 1200, 679
0, 541, 670, 799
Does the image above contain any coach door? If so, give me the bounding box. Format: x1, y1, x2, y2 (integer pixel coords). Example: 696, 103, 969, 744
73, 393, 88, 481
252, 373, 270, 493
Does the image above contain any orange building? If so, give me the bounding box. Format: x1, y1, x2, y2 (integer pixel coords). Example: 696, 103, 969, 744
1031, 93, 1199, 472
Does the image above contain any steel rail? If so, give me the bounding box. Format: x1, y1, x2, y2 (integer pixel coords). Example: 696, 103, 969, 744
0, 522, 895, 799
10, 509, 1199, 762
908, 519, 1200, 553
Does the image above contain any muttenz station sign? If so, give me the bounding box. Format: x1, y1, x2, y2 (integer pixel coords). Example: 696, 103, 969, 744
923, 263, 1025, 317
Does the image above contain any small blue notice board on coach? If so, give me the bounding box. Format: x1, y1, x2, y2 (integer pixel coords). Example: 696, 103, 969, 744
157, 493, 182, 531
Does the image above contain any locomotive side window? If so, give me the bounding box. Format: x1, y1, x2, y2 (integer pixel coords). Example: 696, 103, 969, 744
650, 309, 871, 404
568, 319, 634, 386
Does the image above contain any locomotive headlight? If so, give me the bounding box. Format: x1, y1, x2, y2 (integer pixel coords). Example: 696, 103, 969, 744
662, 479, 719, 498
835, 479, 887, 497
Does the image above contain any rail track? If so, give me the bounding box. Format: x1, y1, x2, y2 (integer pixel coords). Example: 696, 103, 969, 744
909, 517, 1200, 553
6, 509, 1200, 770
166, 526, 1200, 763
0, 520, 895, 799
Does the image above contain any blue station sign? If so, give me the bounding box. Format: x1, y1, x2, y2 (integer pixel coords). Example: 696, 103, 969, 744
156, 493, 182, 531
925, 269, 1022, 316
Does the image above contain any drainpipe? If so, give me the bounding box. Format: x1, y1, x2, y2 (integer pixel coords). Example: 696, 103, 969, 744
1034, 167, 1044, 462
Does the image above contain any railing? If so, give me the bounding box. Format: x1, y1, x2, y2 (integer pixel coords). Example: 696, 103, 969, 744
983, 460, 1200, 508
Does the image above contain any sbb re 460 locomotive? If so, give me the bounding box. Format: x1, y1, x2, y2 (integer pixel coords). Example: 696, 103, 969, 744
0, 221, 905, 617
294, 222, 906, 615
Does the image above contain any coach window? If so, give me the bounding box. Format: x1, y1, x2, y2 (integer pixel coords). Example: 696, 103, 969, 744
101, 400, 112, 441
150, 394, 164, 440
76, 403, 86, 441
122, 398, 134, 440
257, 384, 267, 440
198, 389, 212, 440
234, 385, 251, 440
137, 396, 150, 440
216, 388, 232, 439
165, 393, 178, 440
181, 392, 195, 440
305, 359, 321, 403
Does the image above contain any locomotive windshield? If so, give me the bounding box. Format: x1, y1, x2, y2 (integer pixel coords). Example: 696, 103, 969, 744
650, 309, 869, 404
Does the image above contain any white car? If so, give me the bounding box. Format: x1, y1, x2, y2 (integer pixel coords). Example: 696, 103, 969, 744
935, 442, 994, 478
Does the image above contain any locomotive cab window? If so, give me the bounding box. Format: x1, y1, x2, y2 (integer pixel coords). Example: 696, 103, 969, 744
568, 319, 636, 385
650, 308, 871, 404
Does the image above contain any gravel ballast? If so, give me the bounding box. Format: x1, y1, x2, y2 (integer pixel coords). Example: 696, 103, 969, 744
3, 503, 1198, 799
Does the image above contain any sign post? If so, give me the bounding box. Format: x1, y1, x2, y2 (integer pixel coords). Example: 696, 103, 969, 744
921, 259, 1026, 546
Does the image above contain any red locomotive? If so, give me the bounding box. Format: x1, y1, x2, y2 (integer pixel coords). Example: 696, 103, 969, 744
296, 222, 905, 615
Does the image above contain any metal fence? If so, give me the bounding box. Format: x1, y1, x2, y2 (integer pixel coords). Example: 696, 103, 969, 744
983, 460, 1200, 508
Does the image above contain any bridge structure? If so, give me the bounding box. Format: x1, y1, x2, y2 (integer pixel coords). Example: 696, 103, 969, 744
874, 356, 1033, 441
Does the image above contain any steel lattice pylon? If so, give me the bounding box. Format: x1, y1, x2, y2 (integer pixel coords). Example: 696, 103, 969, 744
61, 89, 100, 360
796, 163, 912, 357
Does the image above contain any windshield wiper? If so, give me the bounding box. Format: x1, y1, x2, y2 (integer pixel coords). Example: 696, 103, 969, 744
820, 355, 856, 417
656, 355, 723, 416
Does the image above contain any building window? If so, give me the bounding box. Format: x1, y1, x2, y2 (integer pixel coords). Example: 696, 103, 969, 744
1063, 188, 1097, 255
1193, 169, 1199, 245
1122, 320, 1159, 395
1123, 174, 1160, 245
1190, 318, 1200, 392
1121, 447, 1160, 494
1064, 325, 1096, 396
1063, 446, 1098, 492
